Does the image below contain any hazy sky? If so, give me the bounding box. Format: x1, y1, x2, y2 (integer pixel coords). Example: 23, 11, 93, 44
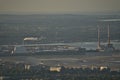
0, 0, 120, 14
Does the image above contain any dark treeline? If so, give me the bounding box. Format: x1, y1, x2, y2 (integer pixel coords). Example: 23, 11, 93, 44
0, 61, 120, 80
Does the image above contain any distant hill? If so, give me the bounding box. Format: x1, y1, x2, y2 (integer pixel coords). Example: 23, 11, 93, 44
0, 14, 120, 44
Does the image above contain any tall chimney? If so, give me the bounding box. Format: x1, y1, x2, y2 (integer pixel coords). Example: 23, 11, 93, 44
108, 25, 110, 45
97, 25, 100, 49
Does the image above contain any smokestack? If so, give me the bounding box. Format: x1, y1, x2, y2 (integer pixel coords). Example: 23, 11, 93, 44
108, 25, 110, 45
97, 25, 100, 49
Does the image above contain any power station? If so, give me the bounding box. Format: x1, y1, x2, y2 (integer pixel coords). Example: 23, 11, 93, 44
97, 25, 115, 52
